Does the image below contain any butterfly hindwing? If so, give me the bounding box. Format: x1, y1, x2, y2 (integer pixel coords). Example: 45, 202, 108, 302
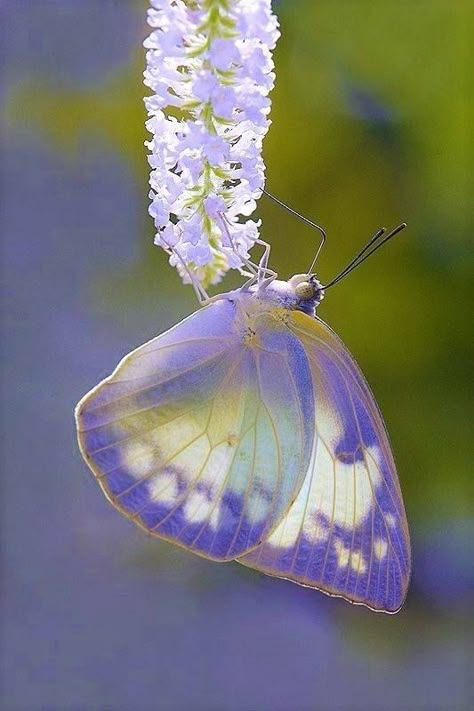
239, 311, 411, 613
76, 300, 314, 560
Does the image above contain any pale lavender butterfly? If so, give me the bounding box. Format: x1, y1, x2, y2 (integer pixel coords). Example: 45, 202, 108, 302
76, 195, 410, 613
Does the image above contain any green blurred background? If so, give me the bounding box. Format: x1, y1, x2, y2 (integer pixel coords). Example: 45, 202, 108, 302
2, 1, 472, 709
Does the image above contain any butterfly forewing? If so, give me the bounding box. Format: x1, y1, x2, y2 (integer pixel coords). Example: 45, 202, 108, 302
76, 300, 314, 561
239, 311, 411, 613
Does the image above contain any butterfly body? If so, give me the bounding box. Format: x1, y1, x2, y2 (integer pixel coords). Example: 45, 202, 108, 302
76, 274, 410, 612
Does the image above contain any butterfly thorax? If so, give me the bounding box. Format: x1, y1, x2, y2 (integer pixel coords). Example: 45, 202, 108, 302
244, 274, 324, 317
226, 274, 325, 345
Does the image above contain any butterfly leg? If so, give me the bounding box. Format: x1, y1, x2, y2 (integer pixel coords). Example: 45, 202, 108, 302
161, 242, 212, 305
240, 273, 259, 292
218, 213, 260, 278
217, 214, 278, 289
162, 219, 277, 304
182, 265, 212, 305
255, 238, 278, 288
237, 239, 278, 292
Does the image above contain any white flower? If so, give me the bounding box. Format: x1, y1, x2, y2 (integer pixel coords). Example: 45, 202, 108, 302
144, 0, 280, 287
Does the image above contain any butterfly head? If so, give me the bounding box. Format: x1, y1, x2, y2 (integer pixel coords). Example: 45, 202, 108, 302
288, 274, 325, 313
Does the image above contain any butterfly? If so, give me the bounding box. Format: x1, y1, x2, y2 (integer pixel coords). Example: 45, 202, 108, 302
75, 205, 410, 614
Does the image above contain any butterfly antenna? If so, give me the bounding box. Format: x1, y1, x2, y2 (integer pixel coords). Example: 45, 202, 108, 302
324, 222, 407, 289
263, 189, 326, 273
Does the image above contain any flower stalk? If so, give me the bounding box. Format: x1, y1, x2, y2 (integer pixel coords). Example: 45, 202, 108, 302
144, 0, 279, 287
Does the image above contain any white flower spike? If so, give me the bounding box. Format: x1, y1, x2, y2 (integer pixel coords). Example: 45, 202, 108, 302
144, 0, 280, 288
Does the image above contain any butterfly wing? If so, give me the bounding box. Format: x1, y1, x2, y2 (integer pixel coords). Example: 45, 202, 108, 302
238, 310, 411, 613
75, 299, 314, 561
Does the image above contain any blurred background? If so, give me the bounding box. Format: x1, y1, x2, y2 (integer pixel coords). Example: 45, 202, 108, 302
1, 1, 472, 709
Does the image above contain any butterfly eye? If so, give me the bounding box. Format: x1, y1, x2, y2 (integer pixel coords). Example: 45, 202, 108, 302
295, 281, 315, 300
